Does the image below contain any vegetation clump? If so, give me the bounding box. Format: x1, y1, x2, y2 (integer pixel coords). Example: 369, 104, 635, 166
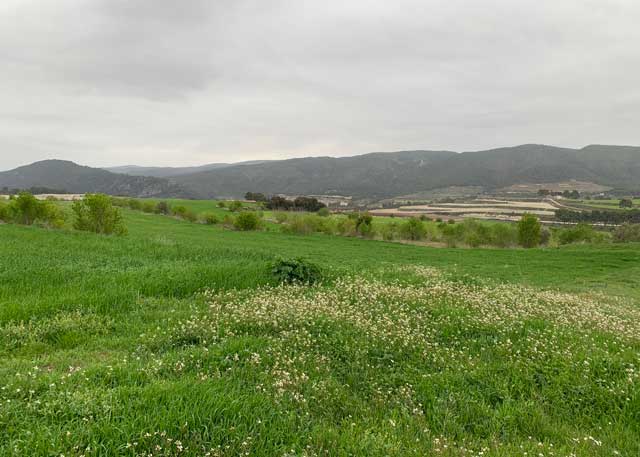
517, 213, 541, 248
234, 211, 261, 231
72, 193, 127, 235
1, 192, 65, 228
613, 223, 640, 242
270, 257, 322, 284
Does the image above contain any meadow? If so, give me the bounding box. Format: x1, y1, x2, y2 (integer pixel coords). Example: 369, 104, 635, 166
1, 203, 639, 456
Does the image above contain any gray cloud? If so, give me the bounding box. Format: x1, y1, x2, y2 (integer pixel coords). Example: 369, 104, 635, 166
1, 0, 639, 170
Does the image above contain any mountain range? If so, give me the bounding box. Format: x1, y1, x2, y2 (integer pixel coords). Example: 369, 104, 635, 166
1, 144, 638, 199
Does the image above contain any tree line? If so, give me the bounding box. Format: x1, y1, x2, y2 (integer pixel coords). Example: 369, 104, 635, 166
555, 208, 640, 224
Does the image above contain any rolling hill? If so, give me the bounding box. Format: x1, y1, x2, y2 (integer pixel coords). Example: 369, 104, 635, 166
3, 144, 639, 199
169, 144, 640, 198
0, 160, 193, 198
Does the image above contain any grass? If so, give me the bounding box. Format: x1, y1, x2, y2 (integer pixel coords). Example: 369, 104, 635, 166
1, 209, 639, 456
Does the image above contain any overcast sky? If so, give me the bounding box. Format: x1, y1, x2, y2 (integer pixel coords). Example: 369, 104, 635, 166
1, 0, 639, 170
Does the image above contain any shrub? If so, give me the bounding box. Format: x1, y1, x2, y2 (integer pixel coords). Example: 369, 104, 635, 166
234, 211, 261, 231
127, 198, 142, 210
517, 213, 541, 248
274, 212, 289, 224
399, 218, 427, 241
200, 212, 218, 225
558, 223, 607, 245
0, 200, 8, 222
317, 207, 330, 217
39, 200, 66, 229
355, 213, 373, 238
489, 223, 518, 248
172, 206, 197, 222
142, 201, 156, 213
155, 201, 170, 215
228, 201, 243, 212
336, 217, 357, 236
7, 192, 45, 225
217, 201, 226, 208
72, 193, 127, 235
271, 258, 321, 285
282, 214, 324, 235
619, 198, 633, 208
613, 223, 640, 242
380, 222, 398, 241
222, 214, 235, 228
460, 219, 492, 247
441, 223, 465, 247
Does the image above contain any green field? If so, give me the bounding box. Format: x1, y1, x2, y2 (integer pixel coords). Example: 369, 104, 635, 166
1, 207, 639, 456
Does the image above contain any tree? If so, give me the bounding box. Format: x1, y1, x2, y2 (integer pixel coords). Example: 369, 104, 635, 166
72, 194, 127, 235
354, 213, 373, 237
8, 192, 45, 225
244, 192, 267, 202
399, 217, 427, 241
619, 198, 633, 208
234, 212, 261, 231
517, 213, 541, 248
537, 189, 551, 196
228, 200, 244, 212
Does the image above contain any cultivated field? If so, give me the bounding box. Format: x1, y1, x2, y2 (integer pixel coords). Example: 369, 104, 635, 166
1, 204, 639, 456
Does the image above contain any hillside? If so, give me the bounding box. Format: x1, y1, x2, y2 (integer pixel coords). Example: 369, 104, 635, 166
169, 144, 640, 198
104, 160, 270, 178
0, 160, 193, 198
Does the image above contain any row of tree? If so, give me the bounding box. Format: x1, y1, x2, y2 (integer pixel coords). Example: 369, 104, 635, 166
264, 195, 326, 212
555, 208, 640, 224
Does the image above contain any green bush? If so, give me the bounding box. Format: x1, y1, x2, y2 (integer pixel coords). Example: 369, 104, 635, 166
7, 192, 44, 225
399, 218, 427, 241
489, 223, 518, 247
355, 213, 373, 238
517, 214, 541, 248
613, 223, 640, 242
441, 223, 465, 247
317, 207, 330, 217
336, 217, 357, 236
274, 212, 289, 224
172, 206, 197, 222
234, 212, 261, 231
380, 222, 398, 241
0, 200, 8, 222
558, 223, 607, 245
217, 201, 226, 208
72, 194, 127, 235
155, 201, 171, 215
228, 201, 243, 212
127, 198, 142, 211
200, 212, 219, 225
271, 258, 322, 285
282, 214, 323, 235
141, 201, 156, 213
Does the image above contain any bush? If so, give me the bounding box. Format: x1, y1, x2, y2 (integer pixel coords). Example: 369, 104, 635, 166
172, 206, 197, 222
317, 207, 330, 217
489, 223, 518, 248
127, 198, 142, 210
200, 212, 218, 225
155, 201, 171, 215
141, 201, 156, 213
0, 200, 8, 222
355, 213, 373, 237
558, 223, 607, 245
234, 212, 261, 231
336, 217, 357, 236
440, 223, 465, 247
613, 223, 640, 242
228, 201, 243, 212
517, 214, 541, 248
7, 192, 45, 225
282, 214, 323, 235
271, 258, 322, 285
72, 193, 127, 235
399, 218, 427, 241
380, 222, 398, 241
274, 212, 289, 224
222, 214, 235, 228
39, 200, 66, 229
217, 201, 226, 208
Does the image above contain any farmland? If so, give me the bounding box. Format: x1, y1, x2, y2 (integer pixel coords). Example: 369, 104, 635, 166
1, 202, 639, 456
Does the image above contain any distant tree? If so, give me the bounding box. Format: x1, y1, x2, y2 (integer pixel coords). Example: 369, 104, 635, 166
569, 190, 580, 199
72, 193, 127, 235
217, 201, 226, 208
293, 197, 326, 212
244, 192, 267, 202
537, 189, 551, 196
354, 213, 373, 237
619, 198, 633, 208
517, 213, 541, 248
172, 206, 197, 222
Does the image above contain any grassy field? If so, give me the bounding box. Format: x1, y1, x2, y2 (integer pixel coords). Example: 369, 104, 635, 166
1, 208, 639, 456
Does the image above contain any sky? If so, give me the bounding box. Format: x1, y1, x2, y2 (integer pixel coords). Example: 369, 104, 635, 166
1, 0, 639, 171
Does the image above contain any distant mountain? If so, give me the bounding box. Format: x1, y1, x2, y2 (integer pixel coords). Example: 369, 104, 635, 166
170, 144, 640, 199
3, 145, 639, 200
0, 160, 193, 198
104, 160, 270, 178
